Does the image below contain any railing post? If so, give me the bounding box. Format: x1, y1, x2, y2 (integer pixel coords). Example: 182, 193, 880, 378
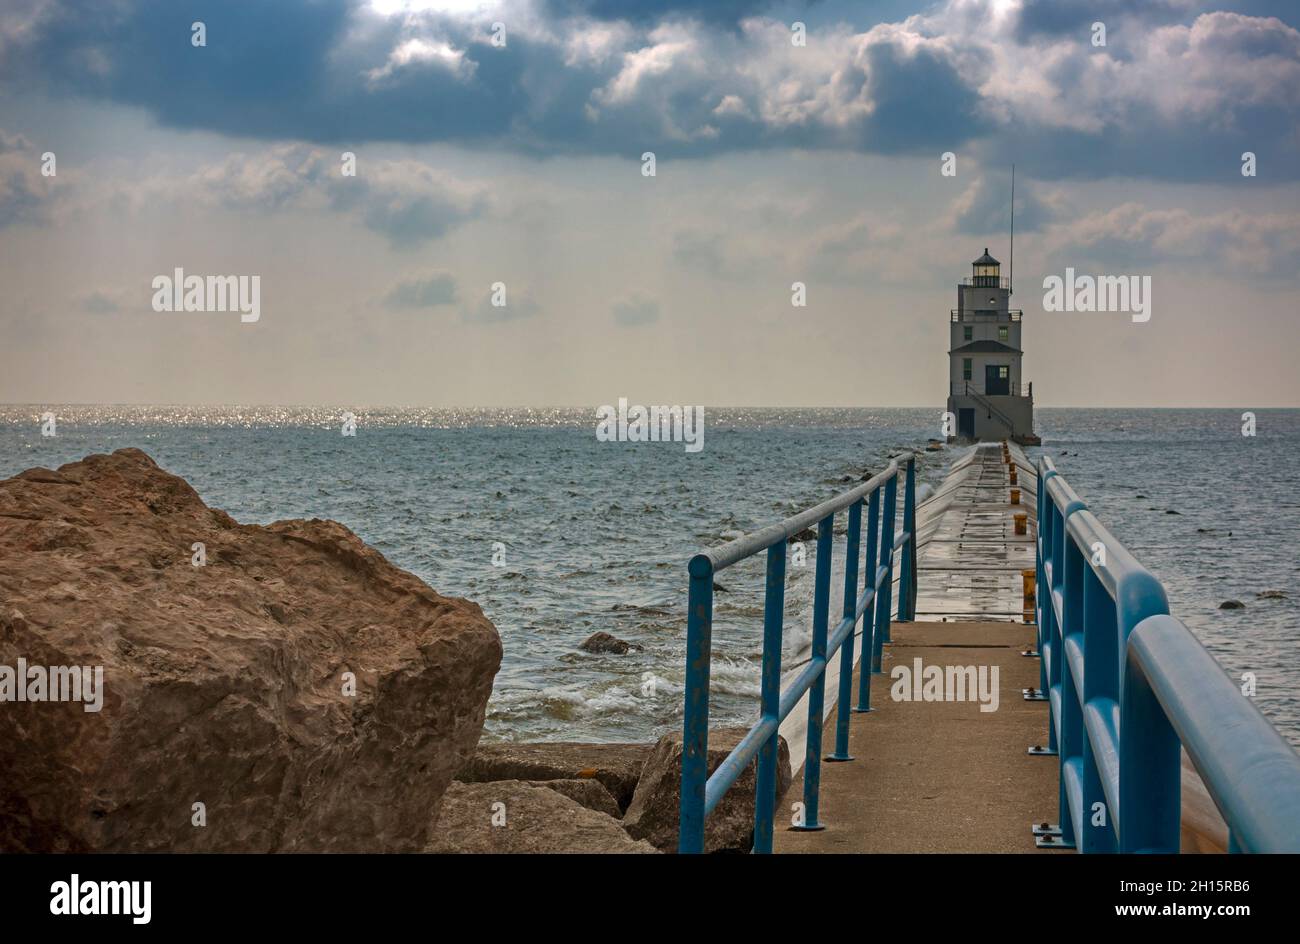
829, 500, 862, 758
1056, 534, 1087, 850
874, 471, 898, 670
1079, 567, 1118, 853
753, 542, 787, 854
1036, 465, 1057, 756
855, 487, 880, 711
901, 456, 917, 621
1119, 651, 1181, 852
1036, 463, 1048, 694
1047, 503, 1066, 756
796, 516, 835, 828
679, 554, 715, 854
1117, 578, 1178, 853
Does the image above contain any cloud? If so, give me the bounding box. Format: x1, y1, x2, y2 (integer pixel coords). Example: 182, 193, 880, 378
472, 285, 541, 323
672, 228, 763, 279
950, 175, 1060, 235
1, 1, 1298, 180
611, 294, 660, 325
545, 1, 788, 26
0, 129, 52, 227
1013, 0, 1195, 40
1045, 202, 1300, 278
80, 290, 122, 313
191, 145, 487, 247
383, 273, 458, 308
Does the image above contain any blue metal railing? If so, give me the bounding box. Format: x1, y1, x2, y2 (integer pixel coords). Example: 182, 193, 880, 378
1035, 457, 1300, 852
679, 456, 918, 854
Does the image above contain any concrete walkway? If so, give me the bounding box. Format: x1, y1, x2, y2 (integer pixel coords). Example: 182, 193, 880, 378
912, 443, 1037, 622
774, 620, 1061, 853
774, 442, 1058, 853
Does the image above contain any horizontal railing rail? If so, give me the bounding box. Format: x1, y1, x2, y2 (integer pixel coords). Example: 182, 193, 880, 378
679, 455, 919, 853
950, 381, 1030, 398
1035, 457, 1300, 852
951, 309, 1023, 322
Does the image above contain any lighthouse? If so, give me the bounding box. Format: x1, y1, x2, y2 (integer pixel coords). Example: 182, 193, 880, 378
946, 249, 1037, 443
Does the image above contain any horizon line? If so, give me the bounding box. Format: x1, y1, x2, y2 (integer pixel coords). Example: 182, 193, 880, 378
3, 403, 1299, 411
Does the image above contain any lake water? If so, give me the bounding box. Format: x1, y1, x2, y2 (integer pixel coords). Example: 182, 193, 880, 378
2, 406, 1296, 748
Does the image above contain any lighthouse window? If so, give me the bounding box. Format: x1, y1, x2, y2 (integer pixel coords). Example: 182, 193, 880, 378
962, 359, 972, 381
998, 326, 1008, 342
963, 326, 973, 342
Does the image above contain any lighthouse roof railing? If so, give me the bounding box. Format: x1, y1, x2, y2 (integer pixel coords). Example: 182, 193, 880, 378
960, 276, 1010, 289
950, 380, 1030, 397
952, 309, 1022, 322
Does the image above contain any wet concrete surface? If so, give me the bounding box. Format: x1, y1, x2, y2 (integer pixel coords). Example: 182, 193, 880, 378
774, 620, 1063, 853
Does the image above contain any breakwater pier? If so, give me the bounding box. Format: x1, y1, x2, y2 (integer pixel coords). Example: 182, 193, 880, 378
680, 442, 1300, 853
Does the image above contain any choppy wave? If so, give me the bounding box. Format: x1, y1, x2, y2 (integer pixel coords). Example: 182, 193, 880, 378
1, 405, 1296, 747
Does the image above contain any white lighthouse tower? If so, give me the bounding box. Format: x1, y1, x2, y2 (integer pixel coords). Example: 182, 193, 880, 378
946, 249, 1037, 443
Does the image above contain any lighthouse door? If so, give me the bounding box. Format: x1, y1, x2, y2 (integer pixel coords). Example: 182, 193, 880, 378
958, 408, 975, 439
985, 365, 1010, 396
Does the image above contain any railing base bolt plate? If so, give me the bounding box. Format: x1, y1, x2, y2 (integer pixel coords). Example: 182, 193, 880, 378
1035, 834, 1075, 849
824, 754, 855, 763
1022, 688, 1047, 701
1027, 745, 1058, 756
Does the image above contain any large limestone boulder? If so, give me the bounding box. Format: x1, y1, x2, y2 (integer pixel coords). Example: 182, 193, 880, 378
457, 741, 653, 812
623, 726, 792, 853
427, 781, 658, 853
0, 448, 501, 852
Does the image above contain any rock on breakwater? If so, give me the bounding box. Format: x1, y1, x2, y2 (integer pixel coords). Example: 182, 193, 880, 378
0, 448, 502, 852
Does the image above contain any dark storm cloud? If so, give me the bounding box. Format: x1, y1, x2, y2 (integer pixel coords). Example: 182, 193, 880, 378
544, 0, 786, 24
0, 0, 967, 156
1016, 0, 1300, 38
0, 0, 1297, 181
1013, 0, 1191, 40
851, 39, 990, 153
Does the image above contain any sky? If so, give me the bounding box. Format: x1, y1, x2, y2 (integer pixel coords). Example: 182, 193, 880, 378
1, 0, 1298, 407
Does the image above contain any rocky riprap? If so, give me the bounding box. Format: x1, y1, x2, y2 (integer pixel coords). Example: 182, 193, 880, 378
623, 726, 792, 853
0, 448, 502, 852
454, 729, 792, 853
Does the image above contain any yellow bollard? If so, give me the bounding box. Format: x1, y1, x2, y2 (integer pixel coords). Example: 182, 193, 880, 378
1010, 487, 1020, 505
1014, 511, 1028, 535
1022, 568, 1036, 623
1009, 468, 1018, 485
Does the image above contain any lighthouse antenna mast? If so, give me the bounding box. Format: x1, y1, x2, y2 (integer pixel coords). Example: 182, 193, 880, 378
1009, 164, 1015, 296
